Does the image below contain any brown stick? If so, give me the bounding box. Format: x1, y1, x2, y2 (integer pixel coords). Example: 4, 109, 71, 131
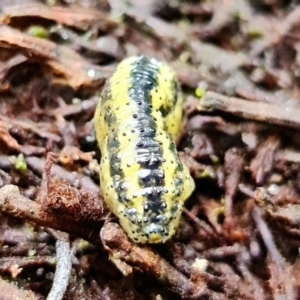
47, 236, 72, 300
0, 185, 101, 245
100, 222, 208, 299
198, 91, 300, 130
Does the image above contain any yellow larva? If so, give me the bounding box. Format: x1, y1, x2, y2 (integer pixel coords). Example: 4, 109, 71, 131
94, 56, 195, 243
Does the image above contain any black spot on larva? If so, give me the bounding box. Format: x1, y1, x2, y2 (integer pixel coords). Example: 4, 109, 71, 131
171, 204, 179, 214
133, 114, 138, 119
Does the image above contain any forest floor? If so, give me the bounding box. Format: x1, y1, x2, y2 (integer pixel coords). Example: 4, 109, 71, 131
0, 0, 300, 299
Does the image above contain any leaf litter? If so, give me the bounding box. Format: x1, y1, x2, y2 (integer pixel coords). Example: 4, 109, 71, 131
1, 0, 300, 299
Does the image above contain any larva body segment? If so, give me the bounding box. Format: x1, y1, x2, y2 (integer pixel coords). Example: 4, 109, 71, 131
94, 56, 195, 243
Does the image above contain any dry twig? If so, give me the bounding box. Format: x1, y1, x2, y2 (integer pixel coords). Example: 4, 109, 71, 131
100, 222, 208, 299
198, 91, 300, 130
0, 184, 101, 245
47, 234, 72, 300
252, 206, 296, 299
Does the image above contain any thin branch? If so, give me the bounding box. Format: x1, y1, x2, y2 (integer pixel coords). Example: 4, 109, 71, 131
198, 91, 300, 130
0, 184, 101, 245
47, 235, 72, 300
252, 206, 296, 299
100, 222, 209, 299
26, 156, 99, 195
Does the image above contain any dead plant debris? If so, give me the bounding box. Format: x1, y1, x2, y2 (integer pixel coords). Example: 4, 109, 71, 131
1, 0, 300, 299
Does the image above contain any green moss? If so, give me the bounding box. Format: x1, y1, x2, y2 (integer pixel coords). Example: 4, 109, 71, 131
14, 154, 27, 173
27, 26, 49, 39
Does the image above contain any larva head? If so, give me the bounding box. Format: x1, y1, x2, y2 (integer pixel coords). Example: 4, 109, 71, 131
116, 195, 184, 244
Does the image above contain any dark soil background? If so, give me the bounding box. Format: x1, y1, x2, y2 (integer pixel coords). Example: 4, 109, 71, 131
0, 0, 300, 299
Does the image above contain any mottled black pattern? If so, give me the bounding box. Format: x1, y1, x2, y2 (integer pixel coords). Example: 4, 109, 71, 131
128, 57, 168, 226
171, 77, 179, 109
101, 86, 129, 205
101, 56, 184, 240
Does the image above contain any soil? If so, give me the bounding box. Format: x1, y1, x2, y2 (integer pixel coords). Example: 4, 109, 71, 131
0, 1, 300, 299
